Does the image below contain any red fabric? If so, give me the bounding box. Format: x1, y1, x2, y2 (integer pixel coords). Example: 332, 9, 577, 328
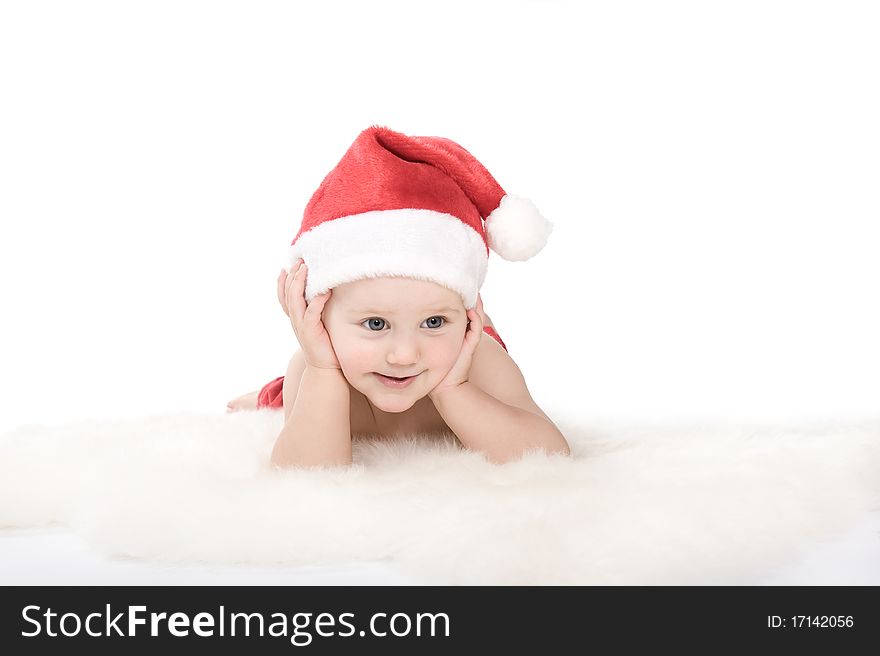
482, 325, 507, 353
256, 325, 508, 410
292, 126, 507, 258
256, 375, 286, 410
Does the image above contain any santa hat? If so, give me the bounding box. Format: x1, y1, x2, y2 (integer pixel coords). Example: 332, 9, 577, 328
284, 125, 553, 309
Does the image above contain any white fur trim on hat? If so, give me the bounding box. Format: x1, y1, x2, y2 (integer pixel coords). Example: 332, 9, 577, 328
283, 209, 488, 309
484, 194, 553, 261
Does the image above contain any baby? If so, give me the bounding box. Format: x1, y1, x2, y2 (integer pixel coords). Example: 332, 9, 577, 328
228, 125, 570, 468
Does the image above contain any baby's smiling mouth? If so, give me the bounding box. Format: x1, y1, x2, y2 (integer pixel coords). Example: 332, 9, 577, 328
374, 372, 420, 380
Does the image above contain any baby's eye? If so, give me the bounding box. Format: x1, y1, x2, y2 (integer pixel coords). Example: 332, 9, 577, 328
363, 318, 386, 331
422, 316, 446, 329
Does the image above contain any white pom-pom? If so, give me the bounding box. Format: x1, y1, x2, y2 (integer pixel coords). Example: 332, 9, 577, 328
484, 194, 553, 261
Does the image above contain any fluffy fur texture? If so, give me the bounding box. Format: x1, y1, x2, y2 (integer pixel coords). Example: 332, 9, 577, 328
485, 194, 554, 261
285, 209, 488, 309
1, 412, 878, 584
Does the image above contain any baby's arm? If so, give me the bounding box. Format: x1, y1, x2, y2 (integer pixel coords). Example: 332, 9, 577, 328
270, 261, 351, 469
430, 334, 570, 464
432, 382, 569, 464
270, 354, 352, 469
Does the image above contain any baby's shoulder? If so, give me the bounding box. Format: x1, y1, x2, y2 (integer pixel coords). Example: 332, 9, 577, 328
470, 331, 521, 386
468, 332, 551, 422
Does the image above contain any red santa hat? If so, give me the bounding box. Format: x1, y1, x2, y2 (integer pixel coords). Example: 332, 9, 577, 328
284, 125, 553, 309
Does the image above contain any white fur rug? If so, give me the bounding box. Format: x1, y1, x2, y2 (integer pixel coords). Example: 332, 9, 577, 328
1, 410, 878, 585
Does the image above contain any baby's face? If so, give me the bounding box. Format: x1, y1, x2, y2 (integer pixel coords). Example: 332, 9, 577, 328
321, 276, 467, 413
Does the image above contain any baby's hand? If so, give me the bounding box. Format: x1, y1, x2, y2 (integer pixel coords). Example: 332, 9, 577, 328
278, 260, 342, 371
427, 303, 483, 402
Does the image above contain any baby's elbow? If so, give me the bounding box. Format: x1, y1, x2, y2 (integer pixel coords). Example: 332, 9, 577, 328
535, 432, 572, 459
486, 441, 571, 465
557, 434, 572, 457
269, 448, 353, 471
542, 427, 571, 459
541, 441, 571, 459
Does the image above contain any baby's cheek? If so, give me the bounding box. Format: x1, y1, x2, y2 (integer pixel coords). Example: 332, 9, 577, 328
336, 342, 374, 373
429, 344, 460, 371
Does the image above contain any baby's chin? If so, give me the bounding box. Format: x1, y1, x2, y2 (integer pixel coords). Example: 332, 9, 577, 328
363, 391, 423, 414
352, 377, 427, 413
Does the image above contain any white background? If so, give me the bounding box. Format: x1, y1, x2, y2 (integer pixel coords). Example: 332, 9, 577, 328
2, 0, 878, 434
